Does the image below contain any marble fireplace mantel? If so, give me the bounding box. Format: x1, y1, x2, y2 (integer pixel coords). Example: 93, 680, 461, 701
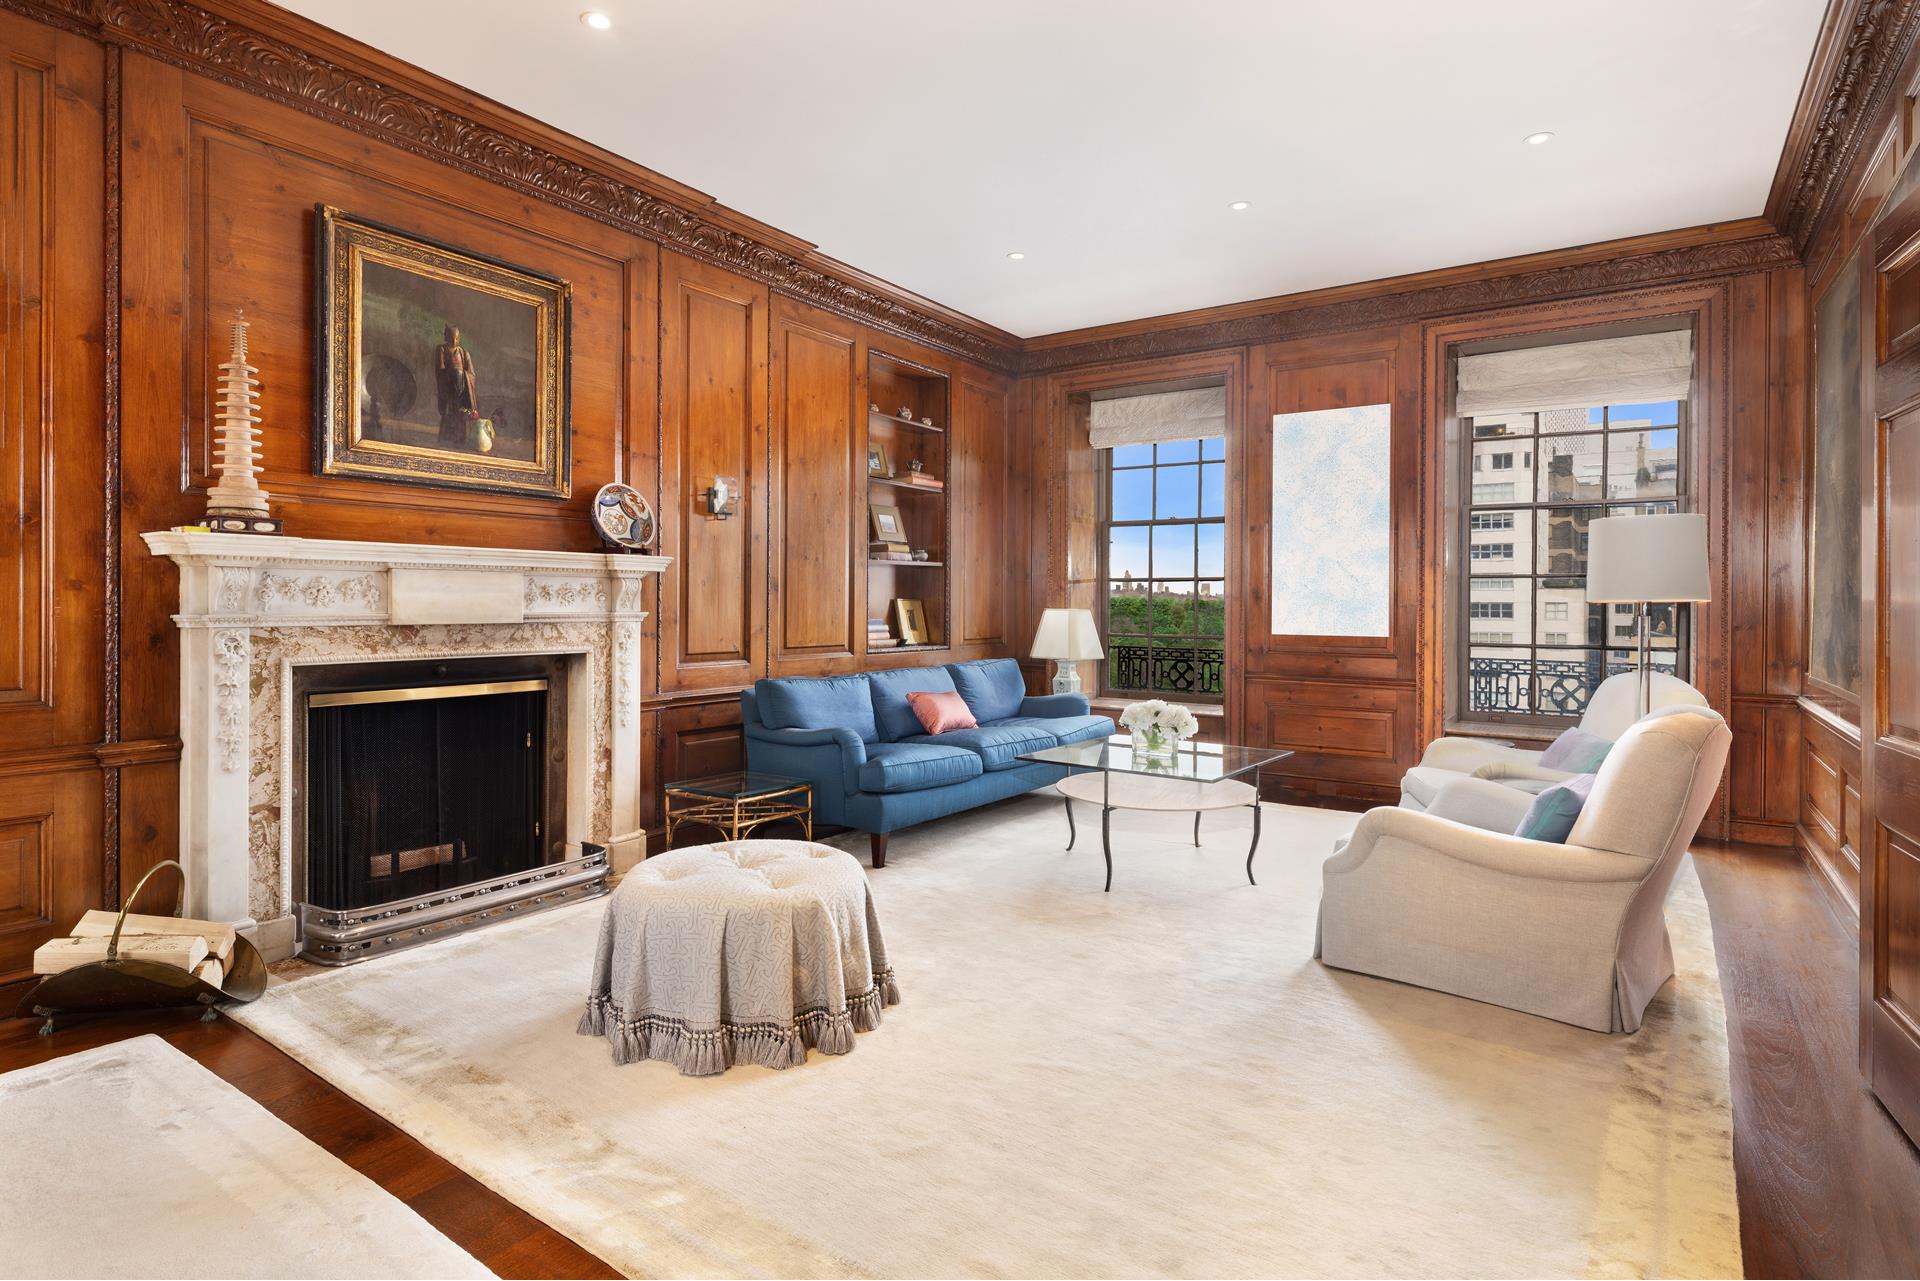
143, 530, 670, 957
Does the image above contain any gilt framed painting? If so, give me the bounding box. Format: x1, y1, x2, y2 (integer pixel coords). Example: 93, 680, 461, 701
314, 205, 572, 498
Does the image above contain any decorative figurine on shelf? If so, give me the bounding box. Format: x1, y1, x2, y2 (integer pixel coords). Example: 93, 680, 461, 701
898, 404, 914, 420
908, 458, 926, 474
912, 549, 929, 561
203, 310, 283, 534
870, 402, 881, 414
920, 413, 935, 426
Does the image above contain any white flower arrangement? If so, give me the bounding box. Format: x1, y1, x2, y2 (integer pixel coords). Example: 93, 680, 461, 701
1119, 699, 1200, 754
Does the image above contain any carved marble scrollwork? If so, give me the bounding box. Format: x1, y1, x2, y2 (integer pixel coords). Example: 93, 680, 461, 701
212, 627, 249, 774
254, 571, 383, 614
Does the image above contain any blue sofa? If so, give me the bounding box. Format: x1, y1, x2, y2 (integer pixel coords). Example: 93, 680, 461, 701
741, 658, 1114, 866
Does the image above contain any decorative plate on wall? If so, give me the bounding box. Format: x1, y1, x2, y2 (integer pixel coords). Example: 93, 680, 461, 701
592, 482, 656, 550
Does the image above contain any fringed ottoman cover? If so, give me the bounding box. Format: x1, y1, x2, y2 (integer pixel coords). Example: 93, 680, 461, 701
578, 839, 900, 1075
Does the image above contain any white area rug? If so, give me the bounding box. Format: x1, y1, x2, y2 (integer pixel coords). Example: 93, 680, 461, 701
234, 795, 1740, 1279
0, 1034, 491, 1279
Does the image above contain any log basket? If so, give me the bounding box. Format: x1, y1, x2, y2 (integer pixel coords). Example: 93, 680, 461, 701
12, 860, 267, 1035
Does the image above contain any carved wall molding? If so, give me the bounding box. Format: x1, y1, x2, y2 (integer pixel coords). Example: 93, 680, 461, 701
1769, 0, 1920, 251
0, 0, 1018, 369
1021, 229, 1798, 374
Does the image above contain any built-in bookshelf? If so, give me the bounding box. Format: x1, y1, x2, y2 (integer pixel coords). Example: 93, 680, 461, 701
865, 351, 950, 656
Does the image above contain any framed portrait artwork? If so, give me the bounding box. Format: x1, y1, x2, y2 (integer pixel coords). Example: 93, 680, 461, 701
314, 205, 572, 498
868, 443, 892, 477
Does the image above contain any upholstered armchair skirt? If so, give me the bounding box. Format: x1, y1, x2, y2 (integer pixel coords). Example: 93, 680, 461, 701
1320, 708, 1732, 1033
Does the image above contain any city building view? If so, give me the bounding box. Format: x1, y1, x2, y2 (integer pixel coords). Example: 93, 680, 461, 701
1463, 401, 1687, 716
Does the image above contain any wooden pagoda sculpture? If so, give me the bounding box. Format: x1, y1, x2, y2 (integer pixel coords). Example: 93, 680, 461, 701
203, 310, 282, 534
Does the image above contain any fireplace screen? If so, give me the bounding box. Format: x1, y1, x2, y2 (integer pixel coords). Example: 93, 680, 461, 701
306, 679, 548, 911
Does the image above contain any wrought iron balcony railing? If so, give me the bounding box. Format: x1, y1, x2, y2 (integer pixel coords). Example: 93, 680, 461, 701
1107, 639, 1224, 696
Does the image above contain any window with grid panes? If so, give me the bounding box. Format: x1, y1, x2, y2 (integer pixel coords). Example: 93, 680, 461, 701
1462, 402, 1690, 721
1101, 438, 1226, 698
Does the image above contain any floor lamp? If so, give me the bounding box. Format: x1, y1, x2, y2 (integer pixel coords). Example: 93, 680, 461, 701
1584, 513, 1711, 718
1031, 608, 1104, 695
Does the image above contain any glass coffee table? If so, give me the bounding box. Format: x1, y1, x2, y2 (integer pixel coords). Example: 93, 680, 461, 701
663, 772, 813, 848
1016, 738, 1294, 891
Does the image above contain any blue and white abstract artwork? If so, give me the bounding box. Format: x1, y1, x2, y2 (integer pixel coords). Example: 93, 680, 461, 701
1269, 404, 1392, 637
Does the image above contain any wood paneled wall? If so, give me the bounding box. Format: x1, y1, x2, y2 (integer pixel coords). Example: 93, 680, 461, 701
0, 0, 1023, 981
1018, 252, 1810, 830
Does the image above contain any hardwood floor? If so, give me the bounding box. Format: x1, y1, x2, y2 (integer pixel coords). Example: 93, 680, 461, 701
3, 841, 1916, 1279
1691, 843, 1920, 1279
0, 998, 617, 1279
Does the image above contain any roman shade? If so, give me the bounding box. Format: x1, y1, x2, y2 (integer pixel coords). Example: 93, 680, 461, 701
1456, 331, 1693, 416
1089, 386, 1226, 448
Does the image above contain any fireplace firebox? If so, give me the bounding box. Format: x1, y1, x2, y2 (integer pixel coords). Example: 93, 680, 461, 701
295, 656, 606, 964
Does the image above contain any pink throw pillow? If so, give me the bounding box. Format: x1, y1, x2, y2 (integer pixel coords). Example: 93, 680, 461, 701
907, 690, 977, 735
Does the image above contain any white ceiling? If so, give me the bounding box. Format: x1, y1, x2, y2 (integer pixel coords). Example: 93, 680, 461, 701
277, 0, 1826, 338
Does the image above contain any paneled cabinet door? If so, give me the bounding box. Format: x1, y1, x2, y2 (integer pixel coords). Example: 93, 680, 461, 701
1863, 201, 1920, 1147
658, 251, 769, 690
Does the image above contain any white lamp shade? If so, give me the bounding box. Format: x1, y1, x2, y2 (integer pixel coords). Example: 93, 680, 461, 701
1030, 607, 1105, 660
1585, 513, 1711, 603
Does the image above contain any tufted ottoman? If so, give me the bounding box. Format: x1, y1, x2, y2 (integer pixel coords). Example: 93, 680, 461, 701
577, 840, 900, 1075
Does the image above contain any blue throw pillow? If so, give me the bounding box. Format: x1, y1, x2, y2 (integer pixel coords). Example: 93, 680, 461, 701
1514, 773, 1597, 844
1538, 726, 1612, 774
945, 659, 1026, 723
754, 675, 878, 743
867, 666, 958, 741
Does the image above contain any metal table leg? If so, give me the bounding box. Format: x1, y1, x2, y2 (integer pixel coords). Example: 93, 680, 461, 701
1246, 800, 1262, 886
1193, 811, 1201, 847
1064, 796, 1077, 849
1102, 804, 1113, 892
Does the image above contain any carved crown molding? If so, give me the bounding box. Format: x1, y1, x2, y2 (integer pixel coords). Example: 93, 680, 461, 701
1019, 229, 1798, 374
4, 0, 1018, 369
1770, 0, 1920, 252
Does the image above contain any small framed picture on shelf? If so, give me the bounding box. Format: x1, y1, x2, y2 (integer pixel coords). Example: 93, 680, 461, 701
890, 597, 929, 645
867, 443, 892, 478
870, 502, 906, 544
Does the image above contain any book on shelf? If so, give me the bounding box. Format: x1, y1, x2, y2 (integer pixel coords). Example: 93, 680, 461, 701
32, 932, 209, 976
871, 552, 915, 563
868, 637, 901, 649
69, 909, 237, 962
901, 473, 944, 489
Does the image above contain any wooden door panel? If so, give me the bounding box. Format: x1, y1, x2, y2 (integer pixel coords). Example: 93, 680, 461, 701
1863, 206, 1920, 1146
659, 251, 768, 689
769, 300, 860, 671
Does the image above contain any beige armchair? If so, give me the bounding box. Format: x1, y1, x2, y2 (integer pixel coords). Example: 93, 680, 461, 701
1399, 670, 1708, 810
1317, 707, 1730, 1033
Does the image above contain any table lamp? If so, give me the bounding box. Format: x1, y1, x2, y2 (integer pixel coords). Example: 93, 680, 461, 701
1584, 513, 1710, 718
1030, 608, 1104, 695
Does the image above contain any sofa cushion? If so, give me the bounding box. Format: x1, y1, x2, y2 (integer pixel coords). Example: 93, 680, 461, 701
867, 666, 958, 741
988, 714, 1112, 747
858, 741, 983, 794
946, 659, 1027, 724
909, 721, 1058, 771
1514, 772, 1597, 844
755, 675, 878, 743
908, 690, 978, 735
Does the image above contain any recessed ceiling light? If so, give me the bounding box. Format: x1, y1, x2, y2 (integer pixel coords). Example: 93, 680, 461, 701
1524, 131, 1555, 146
1006, 251, 1026, 261
1227, 200, 1252, 211
581, 11, 612, 30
